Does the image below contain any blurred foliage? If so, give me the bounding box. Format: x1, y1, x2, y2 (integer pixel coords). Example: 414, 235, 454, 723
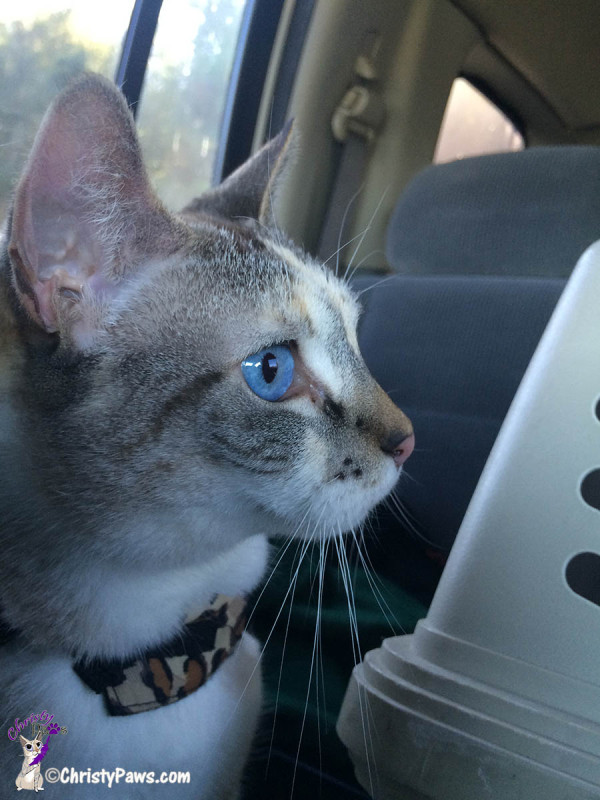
137, 0, 244, 210
0, 0, 244, 220
0, 12, 114, 219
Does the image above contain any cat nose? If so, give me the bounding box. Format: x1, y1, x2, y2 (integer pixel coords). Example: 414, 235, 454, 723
381, 431, 415, 467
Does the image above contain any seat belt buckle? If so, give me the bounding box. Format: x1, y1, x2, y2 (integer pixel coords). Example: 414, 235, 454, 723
331, 36, 385, 144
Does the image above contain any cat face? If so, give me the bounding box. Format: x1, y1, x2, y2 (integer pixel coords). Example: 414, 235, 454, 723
5, 75, 413, 560
19, 734, 42, 758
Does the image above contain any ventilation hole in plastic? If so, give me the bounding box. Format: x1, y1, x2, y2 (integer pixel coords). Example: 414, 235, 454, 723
596, 398, 600, 422
581, 470, 600, 511
566, 552, 600, 606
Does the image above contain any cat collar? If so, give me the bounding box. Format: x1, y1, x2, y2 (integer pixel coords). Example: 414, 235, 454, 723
73, 594, 247, 716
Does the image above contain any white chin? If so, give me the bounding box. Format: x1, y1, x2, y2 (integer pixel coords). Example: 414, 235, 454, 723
305, 462, 400, 537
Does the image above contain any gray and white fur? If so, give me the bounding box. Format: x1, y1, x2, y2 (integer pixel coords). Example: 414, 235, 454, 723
0, 74, 413, 798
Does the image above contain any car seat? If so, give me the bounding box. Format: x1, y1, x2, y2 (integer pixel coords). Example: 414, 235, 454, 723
339, 145, 600, 799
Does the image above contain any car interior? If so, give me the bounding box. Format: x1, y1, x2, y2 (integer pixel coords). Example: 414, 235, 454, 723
245, 2, 600, 797
2, 0, 600, 797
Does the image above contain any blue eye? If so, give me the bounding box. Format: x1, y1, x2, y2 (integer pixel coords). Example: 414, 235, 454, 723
241, 344, 295, 401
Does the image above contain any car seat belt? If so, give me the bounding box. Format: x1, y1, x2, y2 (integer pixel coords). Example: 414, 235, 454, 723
317, 38, 385, 266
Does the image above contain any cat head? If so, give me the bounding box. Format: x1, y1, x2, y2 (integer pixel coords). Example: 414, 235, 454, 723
19, 732, 43, 757
6, 74, 413, 560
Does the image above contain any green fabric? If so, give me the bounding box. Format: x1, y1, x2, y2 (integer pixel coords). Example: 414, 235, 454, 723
244, 539, 428, 798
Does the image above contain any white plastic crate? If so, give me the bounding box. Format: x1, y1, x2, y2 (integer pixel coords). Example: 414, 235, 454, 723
337, 241, 600, 800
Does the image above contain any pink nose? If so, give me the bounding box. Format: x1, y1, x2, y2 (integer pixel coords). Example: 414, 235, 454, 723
392, 433, 415, 467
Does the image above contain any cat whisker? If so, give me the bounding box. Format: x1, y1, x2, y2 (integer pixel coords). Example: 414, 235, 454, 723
317, 533, 329, 767
334, 527, 378, 797
359, 520, 386, 582
291, 523, 330, 798
384, 492, 419, 536
355, 272, 397, 297
345, 248, 386, 282
266, 533, 306, 775
245, 501, 314, 629
280, 508, 325, 798
322, 229, 367, 270
317, 535, 329, 733
343, 186, 390, 283
386, 490, 444, 552
386, 487, 418, 524
394, 463, 423, 487
228, 529, 315, 730
232, 508, 327, 786
349, 528, 405, 635
334, 182, 366, 277
334, 528, 361, 662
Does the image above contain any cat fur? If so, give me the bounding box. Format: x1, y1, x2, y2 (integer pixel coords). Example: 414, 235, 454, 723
0, 74, 412, 798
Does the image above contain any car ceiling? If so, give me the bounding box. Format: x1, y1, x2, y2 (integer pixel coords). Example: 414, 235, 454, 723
452, 0, 600, 133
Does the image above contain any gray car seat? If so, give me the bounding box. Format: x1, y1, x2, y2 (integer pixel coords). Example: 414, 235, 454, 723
356, 146, 600, 557
246, 146, 600, 800
339, 145, 600, 800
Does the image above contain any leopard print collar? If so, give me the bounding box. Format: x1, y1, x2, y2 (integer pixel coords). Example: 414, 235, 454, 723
73, 594, 248, 716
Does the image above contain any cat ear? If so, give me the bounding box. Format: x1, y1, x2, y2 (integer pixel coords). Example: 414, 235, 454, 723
181, 120, 295, 229
19, 735, 28, 746
8, 74, 180, 340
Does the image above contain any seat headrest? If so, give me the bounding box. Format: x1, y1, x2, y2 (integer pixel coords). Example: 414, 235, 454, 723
386, 147, 600, 278
355, 273, 565, 550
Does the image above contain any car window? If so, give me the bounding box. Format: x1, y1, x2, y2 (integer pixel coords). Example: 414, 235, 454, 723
0, 1, 134, 221
135, 0, 247, 210
434, 77, 524, 164
0, 0, 247, 222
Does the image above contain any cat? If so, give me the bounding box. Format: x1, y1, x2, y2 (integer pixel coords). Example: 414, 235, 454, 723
15, 733, 44, 792
0, 74, 414, 798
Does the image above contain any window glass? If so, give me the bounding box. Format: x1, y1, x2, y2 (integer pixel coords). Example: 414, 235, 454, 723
434, 77, 524, 164
136, 0, 247, 211
0, 1, 133, 219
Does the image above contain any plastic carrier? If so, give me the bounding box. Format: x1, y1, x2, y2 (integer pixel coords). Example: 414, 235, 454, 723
337, 241, 600, 799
